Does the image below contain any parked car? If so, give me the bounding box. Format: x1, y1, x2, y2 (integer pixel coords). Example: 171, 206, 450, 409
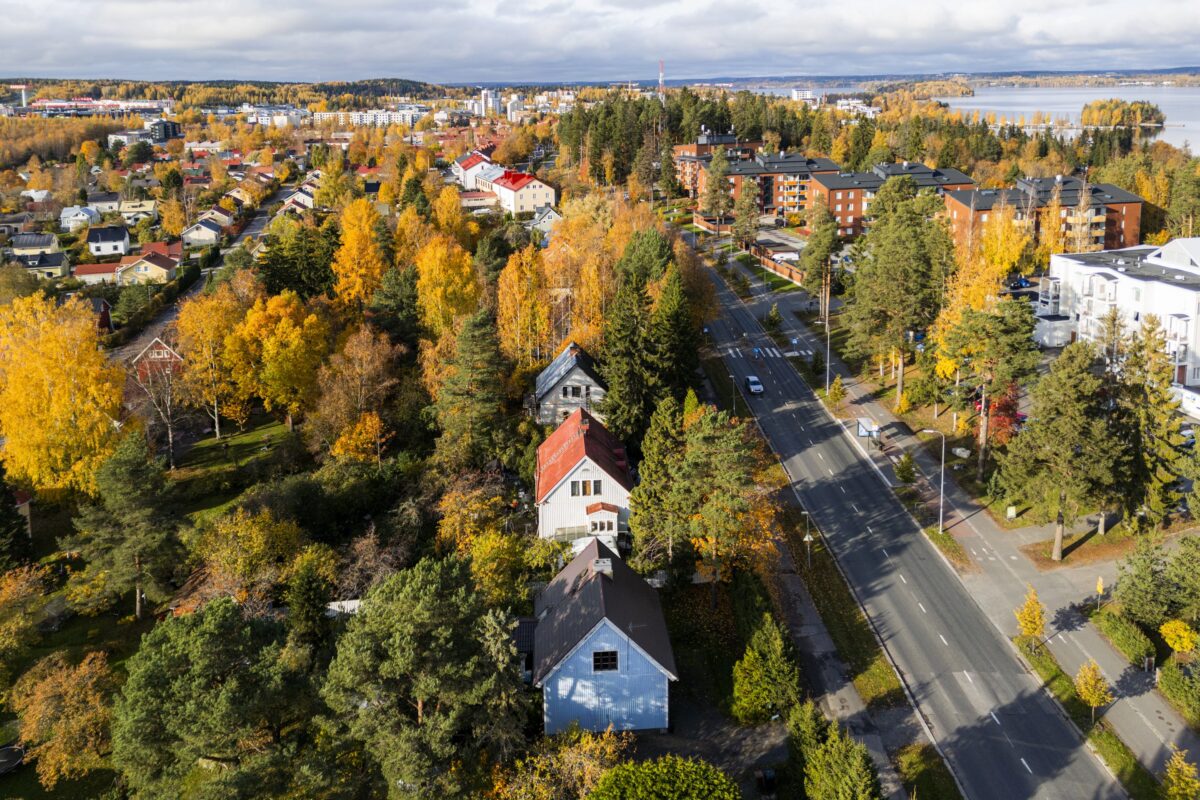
745, 375, 765, 395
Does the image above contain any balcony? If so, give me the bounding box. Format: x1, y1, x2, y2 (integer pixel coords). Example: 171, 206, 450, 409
1171, 344, 1189, 365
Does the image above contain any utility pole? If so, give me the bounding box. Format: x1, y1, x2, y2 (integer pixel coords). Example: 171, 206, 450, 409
922, 429, 947, 536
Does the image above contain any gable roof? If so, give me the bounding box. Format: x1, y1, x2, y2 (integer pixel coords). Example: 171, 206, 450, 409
73, 262, 120, 276
140, 240, 183, 261
535, 408, 630, 504
87, 226, 129, 244
493, 170, 539, 192
15, 252, 66, 269
534, 341, 606, 400
119, 251, 176, 273
11, 232, 55, 248
186, 219, 223, 235
132, 336, 183, 364
532, 539, 676, 685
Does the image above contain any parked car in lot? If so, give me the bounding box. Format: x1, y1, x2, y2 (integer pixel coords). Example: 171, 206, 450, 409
745, 375, 765, 395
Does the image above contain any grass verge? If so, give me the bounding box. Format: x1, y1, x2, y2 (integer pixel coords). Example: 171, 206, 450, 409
663, 583, 742, 714
1016, 637, 1160, 800
923, 525, 973, 572
894, 742, 964, 800
700, 354, 752, 419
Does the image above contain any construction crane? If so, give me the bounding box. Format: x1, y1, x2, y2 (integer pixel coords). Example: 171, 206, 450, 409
7, 84, 28, 107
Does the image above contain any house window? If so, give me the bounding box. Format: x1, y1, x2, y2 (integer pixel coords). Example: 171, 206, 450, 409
593, 651, 618, 672
562, 386, 570, 398
570, 481, 580, 497
1193, 367, 1200, 381
571, 386, 582, 398
592, 480, 602, 495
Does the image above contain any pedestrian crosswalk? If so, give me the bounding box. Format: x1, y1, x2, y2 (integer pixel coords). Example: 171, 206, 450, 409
725, 346, 814, 359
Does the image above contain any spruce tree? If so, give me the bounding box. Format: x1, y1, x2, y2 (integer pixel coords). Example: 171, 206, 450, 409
731, 612, 802, 723
600, 279, 654, 450
434, 311, 505, 473
658, 139, 680, 198
646, 264, 695, 398
732, 177, 760, 246
1121, 315, 1188, 529
616, 229, 673, 284
804, 724, 883, 800
369, 266, 421, 348
0, 463, 30, 571
629, 396, 685, 571
1114, 540, 1173, 629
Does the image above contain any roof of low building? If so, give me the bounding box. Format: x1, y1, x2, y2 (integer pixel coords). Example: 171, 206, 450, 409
1053, 243, 1200, 289
532, 539, 677, 685
813, 162, 974, 192
534, 408, 631, 504
534, 341, 606, 401
493, 170, 540, 192
946, 176, 1142, 212
87, 226, 129, 244
73, 262, 120, 276
11, 232, 55, 247
14, 252, 65, 268
187, 219, 223, 234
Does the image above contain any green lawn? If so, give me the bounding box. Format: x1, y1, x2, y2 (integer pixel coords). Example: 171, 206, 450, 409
756, 266, 802, 293
894, 742, 964, 800
701, 355, 752, 419
663, 583, 743, 714
1016, 638, 1161, 800
169, 413, 290, 522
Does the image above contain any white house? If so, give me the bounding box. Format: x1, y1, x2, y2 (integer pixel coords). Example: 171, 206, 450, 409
534, 409, 632, 552
182, 219, 222, 248
280, 186, 315, 212
85, 191, 121, 214
59, 205, 101, 232
531, 539, 677, 735
86, 226, 131, 257
1035, 238, 1200, 415
528, 205, 563, 240
118, 200, 158, 225
475, 168, 556, 215
452, 150, 493, 190
198, 206, 236, 228
532, 342, 607, 425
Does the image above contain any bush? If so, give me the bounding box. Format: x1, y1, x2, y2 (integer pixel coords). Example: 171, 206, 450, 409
1092, 609, 1154, 666
590, 755, 740, 800
1160, 659, 1200, 728
894, 453, 916, 485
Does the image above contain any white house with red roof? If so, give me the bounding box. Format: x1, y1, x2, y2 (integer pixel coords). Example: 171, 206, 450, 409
476, 168, 556, 215
452, 150, 493, 190
535, 409, 632, 554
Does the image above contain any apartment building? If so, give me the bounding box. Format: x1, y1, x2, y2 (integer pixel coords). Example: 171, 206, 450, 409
944, 175, 1143, 253
694, 152, 840, 218
672, 131, 763, 197
810, 162, 975, 237
311, 106, 430, 127
1034, 238, 1200, 412
475, 167, 556, 215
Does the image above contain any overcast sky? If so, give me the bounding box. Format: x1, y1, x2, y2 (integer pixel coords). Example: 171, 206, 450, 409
2, 0, 1198, 84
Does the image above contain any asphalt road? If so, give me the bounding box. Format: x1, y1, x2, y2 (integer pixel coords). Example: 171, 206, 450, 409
708, 272, 1123, 800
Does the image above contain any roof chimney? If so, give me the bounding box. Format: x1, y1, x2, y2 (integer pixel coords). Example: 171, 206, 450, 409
1055, 174, 1063, 183
593, 558, 613, 579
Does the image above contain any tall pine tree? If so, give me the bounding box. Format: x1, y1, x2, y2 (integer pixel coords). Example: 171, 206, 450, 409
600, 279, 654, 451
647, 264, 695, 398
629, 395, 685, 572
702, 146, 732, 219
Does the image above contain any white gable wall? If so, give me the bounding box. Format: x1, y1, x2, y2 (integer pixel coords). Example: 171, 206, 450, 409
537, 457, 629, 542
542, 618, 670, 734
536, 363, 606, 425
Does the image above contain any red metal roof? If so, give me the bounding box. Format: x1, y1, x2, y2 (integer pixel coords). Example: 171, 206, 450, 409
141, 241, 183, 261
535, 409, 632, 504
73, 263, 120, 276
586, 501, 620, 515
493, 170, 538, 192
459, 153, 486, 171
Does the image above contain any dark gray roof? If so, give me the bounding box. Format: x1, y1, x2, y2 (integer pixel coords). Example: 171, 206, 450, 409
813, 162, 975, 192
533, 539, 677, 684
86, 191, 120, 204
947, 176, 1142, 212
1056, 245, 1200, 289
11, 232, 55, 248
534, 342, 606, 400
15, 252, 65, 269
189, 219, 223, 234
87, 226, 128, 244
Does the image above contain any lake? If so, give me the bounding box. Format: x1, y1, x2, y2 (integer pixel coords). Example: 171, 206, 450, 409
933, 85, 1200, 151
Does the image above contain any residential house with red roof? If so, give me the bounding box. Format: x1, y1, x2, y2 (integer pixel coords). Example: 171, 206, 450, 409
452, 150, 493, 190
534, 409, 632, 554
476, 167, 556, 215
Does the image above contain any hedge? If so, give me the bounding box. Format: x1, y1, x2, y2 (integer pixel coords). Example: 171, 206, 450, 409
1160, 659, 1200, 728
1092, 608, 1154, 666
102, 262, 202, 348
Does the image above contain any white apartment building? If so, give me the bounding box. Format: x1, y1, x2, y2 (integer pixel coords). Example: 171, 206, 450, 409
312, 106, 429, 127
1036, 239, 1200, 414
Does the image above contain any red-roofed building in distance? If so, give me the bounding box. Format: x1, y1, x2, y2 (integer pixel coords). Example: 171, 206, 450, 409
535, 409, 633, 554
476, 166, 556, 215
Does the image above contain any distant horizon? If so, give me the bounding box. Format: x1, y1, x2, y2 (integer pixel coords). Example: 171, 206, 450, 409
3, 65, 1200, 91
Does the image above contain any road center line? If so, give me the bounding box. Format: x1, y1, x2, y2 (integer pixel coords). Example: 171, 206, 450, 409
990, 711, 1001, 725
918, 602, 927, 614
817, 452, 824, 460
898, 573, 907, 584
939, 634, 949, 646
827, 468, 834, 476
880, 547, 888, 557
840, 485, 847, 494
851, 503, 860, 512
964, 672, 973, 684
1020, 758, 1032, 774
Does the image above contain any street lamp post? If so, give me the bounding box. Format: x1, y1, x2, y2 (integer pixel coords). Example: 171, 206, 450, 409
825, 319, 831, 394
921, 429, 946, 536
801, 511, 813, 569
729, 374, 736, 412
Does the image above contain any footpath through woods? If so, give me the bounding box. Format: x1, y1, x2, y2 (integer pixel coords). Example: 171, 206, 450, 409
728, 256, 1200, 778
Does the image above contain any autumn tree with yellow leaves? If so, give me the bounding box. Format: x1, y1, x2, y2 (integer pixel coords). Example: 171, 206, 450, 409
1074, 659, 1113, 723
1014, 583, 1046, 643
0, 294, 124, 494
197, 508, 306, 605
415, 234, 481, 338
224, 290, 330, 429
331, 198, 388, 308
307, 324, 401, 452
176, 282, 253, 439
497, 245, 552, 369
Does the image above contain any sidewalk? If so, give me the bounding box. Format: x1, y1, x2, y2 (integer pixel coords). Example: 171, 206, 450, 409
746, 272, 1200, 777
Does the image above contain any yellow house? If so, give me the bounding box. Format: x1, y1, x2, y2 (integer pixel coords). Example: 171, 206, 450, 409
116, 251, 177, 285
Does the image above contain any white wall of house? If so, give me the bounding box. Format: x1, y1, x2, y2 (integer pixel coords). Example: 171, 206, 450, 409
182, 226, 220, 247
537, 459, 629, 542
1040, 251, 1200, 388
542, 619, 670, 735
88, 237, 130, 257
536, 365, 606, 425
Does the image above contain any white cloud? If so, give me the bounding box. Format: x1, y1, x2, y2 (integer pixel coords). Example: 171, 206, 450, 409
0, 0, 1197, 82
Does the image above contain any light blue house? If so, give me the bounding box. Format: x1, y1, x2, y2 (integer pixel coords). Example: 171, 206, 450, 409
533, 539, 677, 734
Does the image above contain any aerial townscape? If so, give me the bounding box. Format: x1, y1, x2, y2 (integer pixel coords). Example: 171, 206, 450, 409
6, 4, 1200, 800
